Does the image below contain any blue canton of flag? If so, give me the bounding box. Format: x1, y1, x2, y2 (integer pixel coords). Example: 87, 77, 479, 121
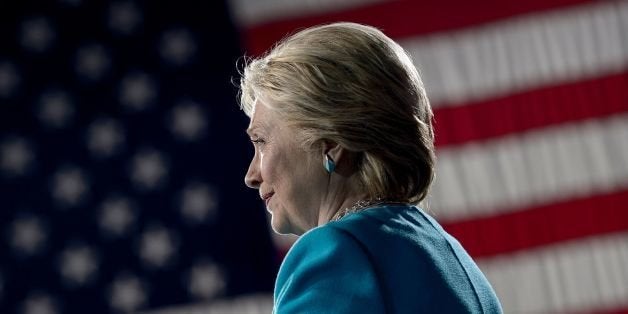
0, 1, 277, 313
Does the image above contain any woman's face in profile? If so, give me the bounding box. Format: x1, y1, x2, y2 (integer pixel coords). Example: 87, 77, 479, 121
244, 101, 327, 235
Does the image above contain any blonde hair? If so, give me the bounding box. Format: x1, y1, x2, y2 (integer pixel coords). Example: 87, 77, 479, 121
239, 22, 435, 203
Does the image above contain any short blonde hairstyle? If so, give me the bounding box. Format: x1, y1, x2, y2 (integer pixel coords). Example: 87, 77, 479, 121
239, 22, 435, 203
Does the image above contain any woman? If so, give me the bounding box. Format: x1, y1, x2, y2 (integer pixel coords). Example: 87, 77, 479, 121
239, 22, 502, 313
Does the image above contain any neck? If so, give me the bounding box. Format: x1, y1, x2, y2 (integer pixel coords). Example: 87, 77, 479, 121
317, 179, 368, 226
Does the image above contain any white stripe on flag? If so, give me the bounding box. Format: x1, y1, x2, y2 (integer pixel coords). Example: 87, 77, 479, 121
429, 113, 628, 220
229, 0, 384, 27
478, 231, 628, 313
400, 0, 628, 107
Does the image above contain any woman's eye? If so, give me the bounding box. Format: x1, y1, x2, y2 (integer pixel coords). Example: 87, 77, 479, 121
251, 138, 265, 145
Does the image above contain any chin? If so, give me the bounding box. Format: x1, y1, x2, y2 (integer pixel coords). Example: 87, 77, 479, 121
270, 215, 287, 234
270, 215, 298, 236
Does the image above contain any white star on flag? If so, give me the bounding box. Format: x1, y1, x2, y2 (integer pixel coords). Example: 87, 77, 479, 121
0, 137, 34, 177
99, 196, 136, 238
86, 117, 125, 158
187, 260, 226, 300
119, 71, 157, 111
75, 44, 111, 82
59, 245, 99, 287
107, 1, 142, 35
38, 90, 74, 129
169, 101, 208, 142
0, 61, 20, 98
10, 215, 46, 256
20, 17, 55, 53
130, 149, 168, 191
109, 275, 147, 313
138, 226, 178, 269
180, 182, 218, 224
159, 28, 196, 66
51, 166, 89, 207
22, 292, 57, 314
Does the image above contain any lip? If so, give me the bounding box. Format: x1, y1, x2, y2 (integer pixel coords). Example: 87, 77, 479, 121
261, 192, 274, 207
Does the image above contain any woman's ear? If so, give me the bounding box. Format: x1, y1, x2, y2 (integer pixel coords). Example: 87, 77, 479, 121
321, 140, 342, 162
321, 141, 357, 176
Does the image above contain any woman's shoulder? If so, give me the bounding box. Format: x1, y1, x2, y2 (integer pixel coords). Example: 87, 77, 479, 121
329, 204, 443, 240
286, 205, 422, 259
275, 221, 387, 313
278, 220, 384, 288
284, 221, 365, 263
283, 204, 441, 270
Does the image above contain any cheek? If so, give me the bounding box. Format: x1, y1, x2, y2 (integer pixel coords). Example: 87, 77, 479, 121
260, 147, 291, 190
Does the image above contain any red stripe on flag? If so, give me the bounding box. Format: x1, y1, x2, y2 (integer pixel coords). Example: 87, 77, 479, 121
442, 189, 628, 259
434, 71, 628, 147
594, 308, 628, 314
242, 0, 598, 56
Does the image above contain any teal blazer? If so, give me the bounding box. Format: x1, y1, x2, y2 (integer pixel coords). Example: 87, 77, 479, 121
274, 205, 502, 313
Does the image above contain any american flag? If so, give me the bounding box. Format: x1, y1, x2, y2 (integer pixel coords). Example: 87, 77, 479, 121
0, 1, 277, 313
4, 0, 628, 313
228, 0, 628, 313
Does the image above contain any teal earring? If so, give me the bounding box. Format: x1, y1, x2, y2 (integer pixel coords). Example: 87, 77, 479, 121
324, 154, 336, 173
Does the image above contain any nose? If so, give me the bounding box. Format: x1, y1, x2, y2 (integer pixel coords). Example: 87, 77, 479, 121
244, 155, 261, 189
